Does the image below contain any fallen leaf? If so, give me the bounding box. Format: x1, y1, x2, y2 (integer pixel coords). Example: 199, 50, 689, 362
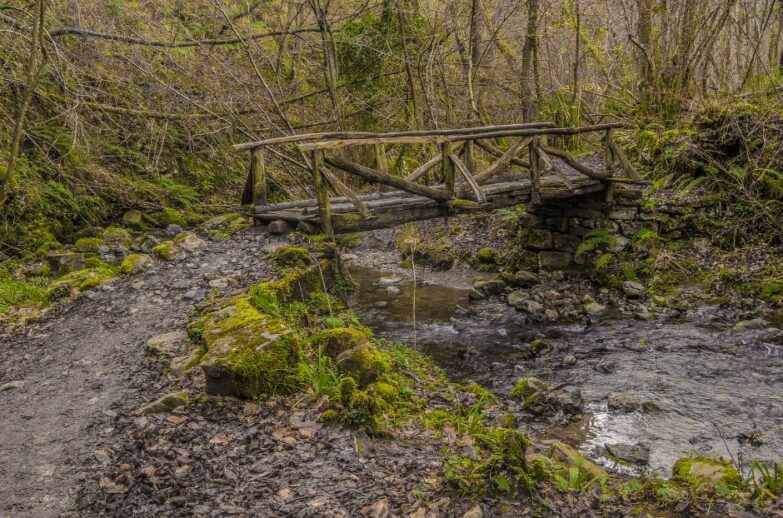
99, 476, 128, 494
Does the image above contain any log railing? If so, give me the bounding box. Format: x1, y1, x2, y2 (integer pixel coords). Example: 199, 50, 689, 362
235, 122, 642, 241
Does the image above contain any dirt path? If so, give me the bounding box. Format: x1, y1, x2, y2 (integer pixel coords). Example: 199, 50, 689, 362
0, 229, 275, 517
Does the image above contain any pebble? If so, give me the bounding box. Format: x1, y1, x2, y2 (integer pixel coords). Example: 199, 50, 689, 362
386, 286, 400, 296
0, 380, 25, 392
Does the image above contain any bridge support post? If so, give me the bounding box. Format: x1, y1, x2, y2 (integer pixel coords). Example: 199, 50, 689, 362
529, 139, 541, 205
311, 150, 335, 241
375, 144, 392, 194
603, 129, 616, 203
251, 148, 267, 206
441, 141, 455, 197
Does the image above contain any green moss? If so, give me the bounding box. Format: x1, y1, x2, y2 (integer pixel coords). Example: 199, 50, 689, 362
47, 264, 117, 298
74, 237, 104, 253
120, 253, 150, 275
156, 207, 185, 226
370, 381, 398, 402
308, 327, 370, 359
323, 316, 345, 328
101, 226, 132, 242
248, 283, 281, 315
672, 456, 743, 492
271, 246, 312, 270
510, 377, 550, 406
308, 291, 340, 314
335, 343, 390, 387
194, 297, 302, 397
152, 241, 173, 260
320, 409, 340, 422
476, 247, 496, 263
0, 265, 50, 315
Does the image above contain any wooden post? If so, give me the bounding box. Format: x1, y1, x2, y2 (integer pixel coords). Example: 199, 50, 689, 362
603, 129, 616, 203
462, 139, 474, 174
441, 141, 455, 197
311, 150, 334, 241
529, 139, 541, 205
375, 143, 392, 193
251, 147, 267, 206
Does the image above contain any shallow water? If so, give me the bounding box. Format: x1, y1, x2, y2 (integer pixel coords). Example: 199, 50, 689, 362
348, 265, 783, 476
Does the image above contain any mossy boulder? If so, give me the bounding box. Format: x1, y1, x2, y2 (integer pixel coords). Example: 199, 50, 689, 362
308, 327, 371, 359
202, 213, 252, 236
476, 247, 497, 263
122, 209, 151, 230
192, 297, 301, 398
74, 237, 104, 253
120, 253, 155, 275
510, 376, 550, 406
271, 246, 311, 270
47, 264, 117, 299
335, 343, 390, 387
46, 252, 85, 276
672, 456, 742, 491
156, 208, 185, 227
101, 227, 132, 248
153, 231, 207, 260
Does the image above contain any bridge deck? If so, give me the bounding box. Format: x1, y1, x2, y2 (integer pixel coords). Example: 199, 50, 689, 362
251, 158, 606, 234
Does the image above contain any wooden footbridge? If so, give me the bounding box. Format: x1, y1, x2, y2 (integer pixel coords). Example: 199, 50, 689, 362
234, 122, 641, 239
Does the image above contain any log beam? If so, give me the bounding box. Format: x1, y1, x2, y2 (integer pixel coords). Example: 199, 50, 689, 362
474, 137, 532, 185
450, 154, 487, 203
311, 150, 334, 241
325, 156, 452, 201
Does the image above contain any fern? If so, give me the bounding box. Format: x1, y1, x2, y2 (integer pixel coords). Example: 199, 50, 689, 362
594, 253, 615, 270
575, 229, 617, 259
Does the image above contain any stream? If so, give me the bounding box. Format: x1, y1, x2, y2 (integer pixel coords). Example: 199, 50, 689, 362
346, 261, 783, 477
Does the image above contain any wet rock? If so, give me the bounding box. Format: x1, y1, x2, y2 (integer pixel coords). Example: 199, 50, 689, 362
473, 278, 506, 296
135, 235, 160, 254
165, 224, 184, 237
734, 317, 767, 330
260, 242, 285, 255
268, 219, 290, 234
463, 505, 483, 518
622, 281, 646, 298
0, 380, 25, 392
549, 386, 583, 414
468, 289, 486, 301
605, 443, 650, 465
297, 221, 318, 234
47, 252, 85, 276
545, 309, 559, 321
608, 394, 640, 413
583, 302, 607, 316
562, 354, 577, 367
507, 291, 544, 314
146, 330, 188, 359
386, 286, 400, 296
377, 275, 402, 287
134, 391, 189, 415
547, 441, 608, 481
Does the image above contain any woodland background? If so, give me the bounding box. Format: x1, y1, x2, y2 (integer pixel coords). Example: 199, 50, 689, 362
1, 0, 782, 254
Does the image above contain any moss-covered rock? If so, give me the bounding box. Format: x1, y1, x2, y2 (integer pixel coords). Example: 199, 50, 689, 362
74, 237, 104, 253
672, 456, 743, 491
153, 231, 207, 260
122, 209, 150, 230
193, 297, 301, 398
156, 208, 185, 226
510, 376, 550, 406
46, 252, 85, 276
308, 327, 370, 359
47, 264, 117, 299
271, 246, 312, 270
120, 253, 155, 275
335, 344, 390, 386
201, 213, 252, 237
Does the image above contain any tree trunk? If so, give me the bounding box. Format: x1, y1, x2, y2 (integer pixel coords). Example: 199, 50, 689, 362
520, 0, 540, 122
1, 0, 47, 209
